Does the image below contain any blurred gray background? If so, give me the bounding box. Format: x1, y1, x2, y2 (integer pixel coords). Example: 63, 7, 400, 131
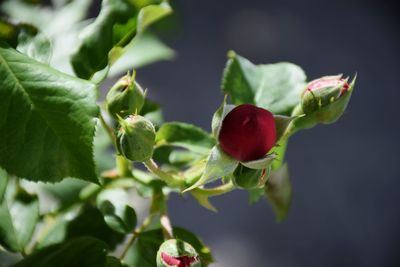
134, 0, 399, 266
117, 0, 399, 266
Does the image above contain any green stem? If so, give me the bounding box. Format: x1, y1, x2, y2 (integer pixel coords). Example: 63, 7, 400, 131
116, 155, 132, 177
119, 215, 152, 260
99, 112, 117, 149
143, 159, 185, 187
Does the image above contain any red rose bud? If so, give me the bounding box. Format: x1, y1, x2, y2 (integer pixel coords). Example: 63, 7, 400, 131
218, 104, 276, 162
157, 239, 200, 267
301, 75, 349, 114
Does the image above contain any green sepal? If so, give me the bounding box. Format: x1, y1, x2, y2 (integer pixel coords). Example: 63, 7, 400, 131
241, 153, 276, 170
211, 96, 235, 139
183, 146, 238, 192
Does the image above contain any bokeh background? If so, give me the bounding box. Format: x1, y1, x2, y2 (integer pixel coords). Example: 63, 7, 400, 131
131, 0, 399, 266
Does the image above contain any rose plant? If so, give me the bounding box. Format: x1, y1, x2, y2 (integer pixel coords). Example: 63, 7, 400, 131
0, 1, 356, 266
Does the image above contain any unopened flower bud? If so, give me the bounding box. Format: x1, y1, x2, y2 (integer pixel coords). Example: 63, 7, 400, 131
301, 76, 349, 115
156, 239, 200, 267
233, 164, 267, 189
106, 73, 145, 120
218, 104, 276, 162
116, 115, 155, 162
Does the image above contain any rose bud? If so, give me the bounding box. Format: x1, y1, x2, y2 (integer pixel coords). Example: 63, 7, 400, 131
301, 75, 349, 115
116, 115, 155, 162
156, 239, 200, 267
298, 75, 355, 125
218, 104, 276, 162
106, 72, 145, 120
233, 164, 268, 189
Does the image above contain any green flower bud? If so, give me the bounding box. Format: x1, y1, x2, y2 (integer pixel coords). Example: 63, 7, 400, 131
301, 75, 348, 114
296, 75, 355, 126
116, 115, 155, 162
233, 164, 268, 189
156, 239, 200, 267
106, 72, 145, 120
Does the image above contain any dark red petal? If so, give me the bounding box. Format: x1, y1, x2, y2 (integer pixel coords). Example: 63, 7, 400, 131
218, 104, 276, 161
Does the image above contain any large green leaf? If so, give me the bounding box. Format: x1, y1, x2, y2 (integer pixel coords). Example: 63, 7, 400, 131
156, 122, 215, 155
0, 189, 39, 252
221, 51, 307, 115
14, 237, 108, 267
71, 0, 172, 79
0, 43, 99, 183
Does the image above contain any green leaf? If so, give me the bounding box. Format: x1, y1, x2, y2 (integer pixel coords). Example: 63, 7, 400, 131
0, 168, 8, 203
16, 24, 51, 64
174, 227, 214, 267
14, 237, 108, 267
41, 178, 88, 208
184, 146, 238, 192
1, 0, 92, 36
156, 122, 215, 154
0, 43, 99, 183
65, 205, 124, 250
222, 51, 307, 115
35, 203, 124, 250
265, 163, 291, 222
108, 32, 175, 77
0, 189, 39, 252
0, 20, 52, 64
247, 187, 265, 204
96, 188, 137, 234
140, 98, 164, 127
106, 256, 130, 267
137, 228, 164, 266
71, 0, 172, 79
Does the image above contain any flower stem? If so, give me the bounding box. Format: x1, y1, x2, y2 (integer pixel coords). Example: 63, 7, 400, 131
143, 159, 185, 187
119, 215, 152, 260
99, 112, 117, 149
